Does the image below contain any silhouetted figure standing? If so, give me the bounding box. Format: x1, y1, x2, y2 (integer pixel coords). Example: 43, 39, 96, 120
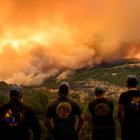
44, 82, 84, 140
0, 84, 41, 140
118, 75, 140, 140
88, 85, 116, 140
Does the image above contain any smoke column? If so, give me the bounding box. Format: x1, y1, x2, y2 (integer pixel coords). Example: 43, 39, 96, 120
0, 0, 140, 85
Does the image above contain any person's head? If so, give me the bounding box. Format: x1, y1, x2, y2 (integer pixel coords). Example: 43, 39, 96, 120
9, 84, 23, 102
95, 85, 105, 96
126, 75, 138, 88
58, 82, 69, 97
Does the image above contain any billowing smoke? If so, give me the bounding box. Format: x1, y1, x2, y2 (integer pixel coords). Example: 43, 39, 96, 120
0, 0, 140, 85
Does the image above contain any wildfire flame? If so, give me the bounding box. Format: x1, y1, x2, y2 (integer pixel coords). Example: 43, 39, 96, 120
0, 0, 140, 85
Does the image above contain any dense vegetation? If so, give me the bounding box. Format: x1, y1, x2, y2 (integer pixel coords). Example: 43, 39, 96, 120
68, 64, 140, 88
0, 63, 139, 140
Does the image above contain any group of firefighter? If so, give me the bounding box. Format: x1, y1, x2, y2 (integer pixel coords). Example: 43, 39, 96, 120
0, 74, 139, 140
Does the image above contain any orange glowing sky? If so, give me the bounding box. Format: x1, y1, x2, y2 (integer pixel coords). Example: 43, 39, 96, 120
0, 0, 140, 85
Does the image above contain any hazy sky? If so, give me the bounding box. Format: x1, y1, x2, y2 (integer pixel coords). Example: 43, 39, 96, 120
0, 0, 140, 85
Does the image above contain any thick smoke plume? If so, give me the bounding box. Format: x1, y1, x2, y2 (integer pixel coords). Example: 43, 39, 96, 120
0, 0, 140, 85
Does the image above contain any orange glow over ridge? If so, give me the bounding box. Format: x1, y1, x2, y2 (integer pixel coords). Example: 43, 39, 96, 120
0, 0, 140, 85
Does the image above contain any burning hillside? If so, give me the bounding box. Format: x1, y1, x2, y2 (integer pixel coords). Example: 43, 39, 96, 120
0, 0, 140, 85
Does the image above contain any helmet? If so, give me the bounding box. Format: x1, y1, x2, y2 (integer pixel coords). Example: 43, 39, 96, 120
95, 85, 105, 94
9, 84, 23, 98
126, 75, 138, 82
58, 82, 69, 97
126, 75, 138, 87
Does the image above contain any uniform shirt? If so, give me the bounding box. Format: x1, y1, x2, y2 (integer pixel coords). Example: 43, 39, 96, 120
119, 89, 140, 119
45, 97, 82, 129
0, 103, 41, 140
88, 97, 114, 126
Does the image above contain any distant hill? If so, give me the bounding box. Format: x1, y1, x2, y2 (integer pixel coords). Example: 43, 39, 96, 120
42, 58, 140, 88
95, 58, 140, 68
0, 58, 139, 90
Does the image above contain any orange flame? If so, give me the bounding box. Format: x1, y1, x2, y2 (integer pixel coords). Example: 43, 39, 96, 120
0, 0, 140, 85
124, 43, 140, 59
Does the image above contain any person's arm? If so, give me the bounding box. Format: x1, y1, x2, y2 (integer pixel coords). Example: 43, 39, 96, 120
117, 92, 125, 126
77, 113, 84, 133
29, 109, 42, 140
44, 103, 54, 134
117, 104, 124, 125
74, 101, 84, 133
44, 117, 54, 134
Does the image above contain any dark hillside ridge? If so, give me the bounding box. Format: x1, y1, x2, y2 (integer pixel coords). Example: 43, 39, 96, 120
96, 58, 140, 68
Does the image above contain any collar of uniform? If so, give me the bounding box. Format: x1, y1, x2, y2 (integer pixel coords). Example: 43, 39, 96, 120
95, 95, 106, 99
128, 88, 137, 91
58, 96, 67, 99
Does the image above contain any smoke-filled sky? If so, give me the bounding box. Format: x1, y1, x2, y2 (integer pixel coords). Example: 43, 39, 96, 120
0, 0, 140, 85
